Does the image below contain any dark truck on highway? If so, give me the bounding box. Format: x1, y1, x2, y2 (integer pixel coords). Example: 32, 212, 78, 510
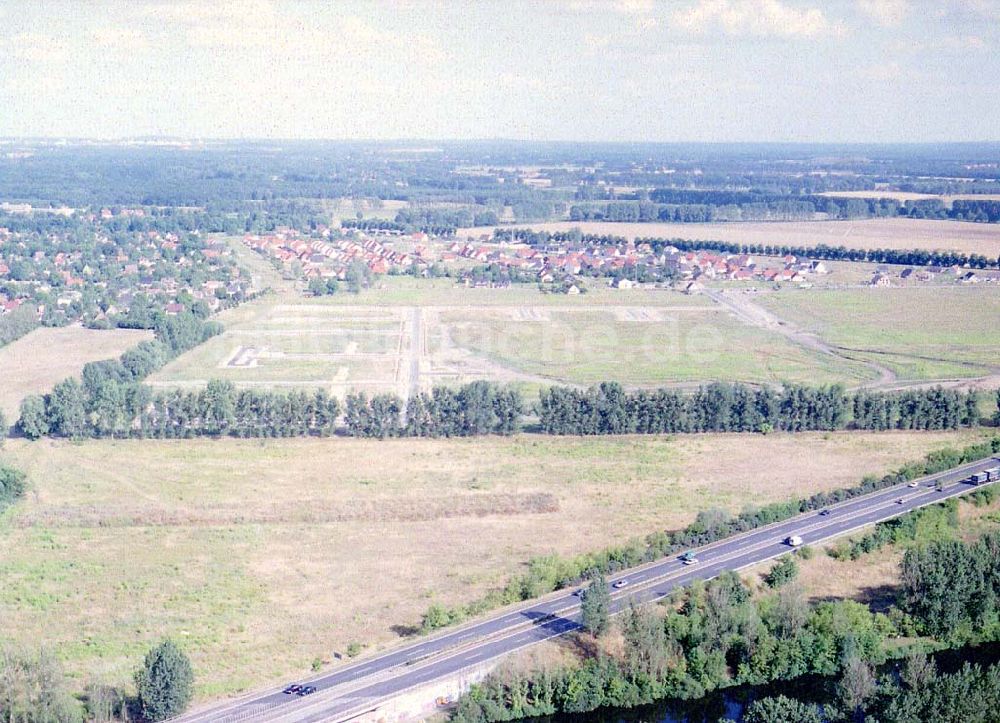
970, 467, 1000, 485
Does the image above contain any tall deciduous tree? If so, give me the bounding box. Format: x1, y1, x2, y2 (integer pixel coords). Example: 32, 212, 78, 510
581, 573, 611, 637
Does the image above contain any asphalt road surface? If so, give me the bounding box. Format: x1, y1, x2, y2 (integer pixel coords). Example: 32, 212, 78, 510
171, 455, 1000, 723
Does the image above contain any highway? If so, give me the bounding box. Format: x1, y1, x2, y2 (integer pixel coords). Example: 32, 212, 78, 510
171, 455, 1000, 723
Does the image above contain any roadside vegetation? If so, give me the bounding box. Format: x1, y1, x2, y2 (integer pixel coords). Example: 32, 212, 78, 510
453, 503, 1000, 723
419, 437, 1000, 632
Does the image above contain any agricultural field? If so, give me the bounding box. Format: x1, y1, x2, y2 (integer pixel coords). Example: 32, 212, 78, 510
464, 218, 1000, 258
148, 278, 876, 397
0, 326, 152, 418
756, 286, 1000, 383
0, 429, 993, 699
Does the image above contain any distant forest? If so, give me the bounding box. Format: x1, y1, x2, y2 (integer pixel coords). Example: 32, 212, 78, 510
2, 140, 999, 226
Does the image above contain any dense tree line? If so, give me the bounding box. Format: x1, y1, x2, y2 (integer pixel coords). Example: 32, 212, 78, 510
0, 304, 39, 349
901, 530, 1000, 642
345, 382, 522, 439
499, 228, 1000, 268
567, 193, 1000, 226
421, 438, 1000, 632
21, 379, 341, 440
537, 382, 978, 436
452, 574, 894, 722
16, 311, 222, 439
853, 388, 980, 430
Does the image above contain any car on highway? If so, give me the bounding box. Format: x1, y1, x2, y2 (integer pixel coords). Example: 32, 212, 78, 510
283, 684, 302, 695
908, 481, 919, 488
297, 685, 317, 696
680, 551, 698, 565
785, 535, 803, 547
612, 579, 629, 589
896, 498, 905, 504
818, 509, 831, 516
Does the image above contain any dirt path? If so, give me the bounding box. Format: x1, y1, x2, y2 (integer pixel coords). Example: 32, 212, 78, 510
703, 288, 897, 388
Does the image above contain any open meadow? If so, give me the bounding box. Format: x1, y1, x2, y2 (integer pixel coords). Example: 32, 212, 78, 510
0, 326, 153, 418
148, 278, 875, 396
756, 286, 1000, 382
461, 218, 1000, 258
0, 429, 993, 699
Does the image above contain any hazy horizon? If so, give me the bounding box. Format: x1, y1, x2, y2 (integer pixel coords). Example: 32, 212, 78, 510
4, 0, 1000, 144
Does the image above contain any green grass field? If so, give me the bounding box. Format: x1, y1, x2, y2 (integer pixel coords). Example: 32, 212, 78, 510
442, 306, 873, 386
757, 286, 1000, 381
149, 278, 881, 394
0, 430, 994, 700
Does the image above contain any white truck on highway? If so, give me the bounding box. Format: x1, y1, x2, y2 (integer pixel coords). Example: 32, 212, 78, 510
784, 535, 803, 547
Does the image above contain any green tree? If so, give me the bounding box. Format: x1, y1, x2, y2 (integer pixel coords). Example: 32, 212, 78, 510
0, 646, 82, 723
134, 640, 194, 721
46, 378, 87, 438
17, 395, 49, 440
743, 695, 822, 723
580, 573, 611, 637
838, 656, 876, 716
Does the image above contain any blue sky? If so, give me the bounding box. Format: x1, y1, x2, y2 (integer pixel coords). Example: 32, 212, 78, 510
2, 0, 999, 142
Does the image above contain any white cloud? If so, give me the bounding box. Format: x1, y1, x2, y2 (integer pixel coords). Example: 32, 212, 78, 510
9, 32, 70, 64
562, 0, 656, 14
671, 0, 844, 38
856, 0, 909, 26
90, 26, 151, 53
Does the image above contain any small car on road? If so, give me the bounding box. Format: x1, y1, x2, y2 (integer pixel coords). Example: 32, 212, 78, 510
680, 552, 698, 565
612, 579, 629, 589
297, 685, 317, 696
818, 509, 831, 516
896, 498, 905, 504
908, 481, 919, 488
283, 684, 302, 695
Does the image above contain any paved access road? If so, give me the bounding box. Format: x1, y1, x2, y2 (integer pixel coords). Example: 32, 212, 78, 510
171, 455, 1000, 723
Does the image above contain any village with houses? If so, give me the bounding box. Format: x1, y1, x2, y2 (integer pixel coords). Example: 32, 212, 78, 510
0, 208, 249, 328
239, 221, 1000, 297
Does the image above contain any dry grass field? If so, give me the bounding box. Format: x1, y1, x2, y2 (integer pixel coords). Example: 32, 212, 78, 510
461, 218, 1000, 258
0, 326, 153, 418
0, 429, 993, 699
757, 286, 1000, 382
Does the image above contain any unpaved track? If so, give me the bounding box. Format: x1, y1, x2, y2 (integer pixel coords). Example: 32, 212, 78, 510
703, 288, 897, 388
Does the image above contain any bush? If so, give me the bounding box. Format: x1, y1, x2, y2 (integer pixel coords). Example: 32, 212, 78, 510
765, 556, 799, 588
0, 464, 26, 512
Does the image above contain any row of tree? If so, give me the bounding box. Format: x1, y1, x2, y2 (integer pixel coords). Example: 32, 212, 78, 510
538, 382, 980, 435
344, 382, 522, 438
499, 227, 1000, 269
19, 379, 344, 440
19, 376, 993, 443
853, 388, 981, 431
